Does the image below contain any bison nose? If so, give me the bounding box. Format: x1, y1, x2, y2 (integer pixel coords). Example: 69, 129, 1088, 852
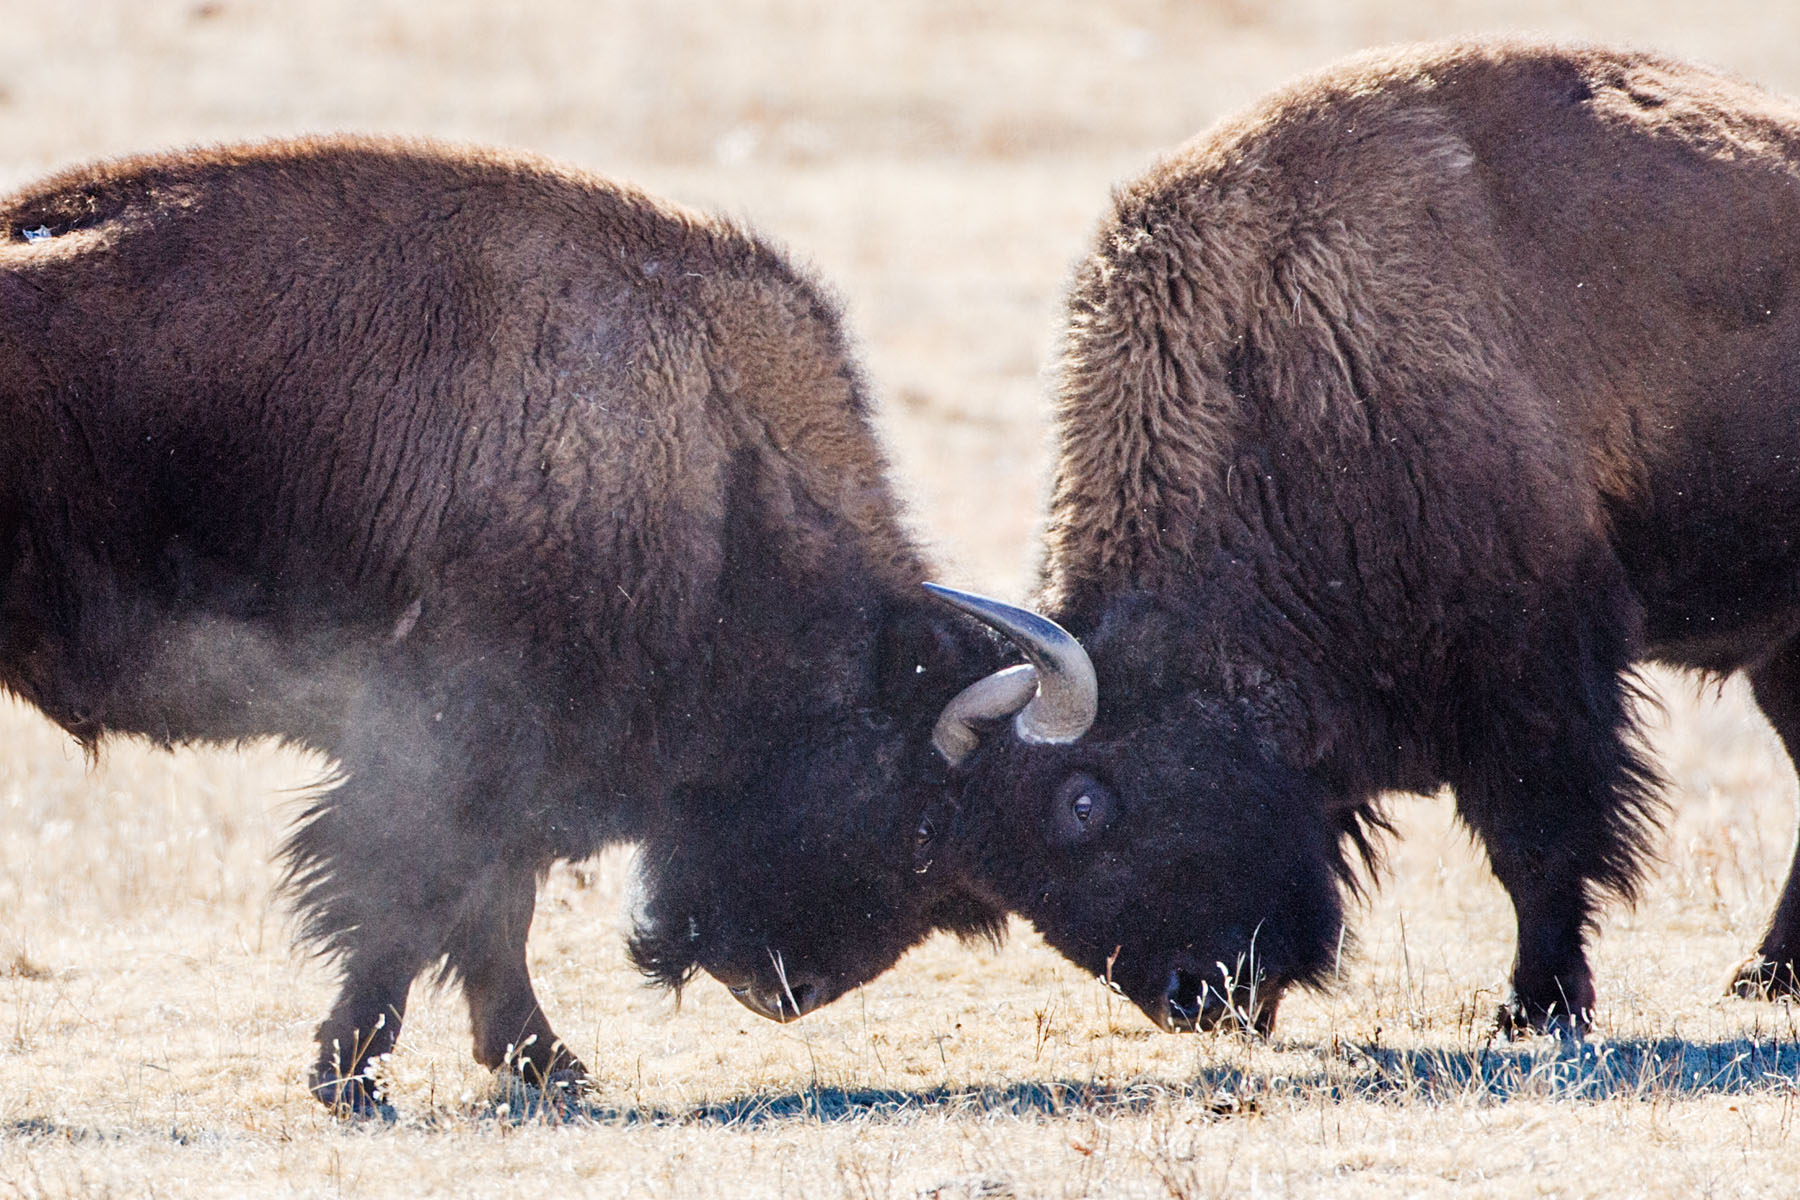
728, 976, 825, 1023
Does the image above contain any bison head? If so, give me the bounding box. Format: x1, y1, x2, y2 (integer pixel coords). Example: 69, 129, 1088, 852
625, 603, 1005, 1021
920, 584, 1347, 1033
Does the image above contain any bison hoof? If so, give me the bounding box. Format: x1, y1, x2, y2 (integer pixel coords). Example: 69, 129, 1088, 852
309, 1070, 396, 1121
1728, 955, 1800, 1000
1494, 1001, 1588, 1044
506, 1045, 591, 1093
530, 1066, 592, 1099
492, 1066, 593, 1121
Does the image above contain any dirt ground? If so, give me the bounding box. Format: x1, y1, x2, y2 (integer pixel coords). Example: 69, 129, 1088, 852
7, 2, 1800, 1197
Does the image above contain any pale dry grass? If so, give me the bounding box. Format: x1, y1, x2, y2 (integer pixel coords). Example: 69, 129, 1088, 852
5, 2, 1800, 1196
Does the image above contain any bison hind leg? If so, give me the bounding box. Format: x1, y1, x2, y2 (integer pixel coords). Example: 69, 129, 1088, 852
1728, 955, 1800, 1001
1732, 640, 1800, 1002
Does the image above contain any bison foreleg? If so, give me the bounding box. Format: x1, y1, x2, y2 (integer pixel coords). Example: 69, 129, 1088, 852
446, 862, 590, 1093
1732, 642, 1800, 1000
287, 656, 595, 1112
287, 681, 566, 1114
1489, 872, 1596, 1038
1452, 603, 1662, 1036
310, 945, 421, 1117
292, 774, 462, 1115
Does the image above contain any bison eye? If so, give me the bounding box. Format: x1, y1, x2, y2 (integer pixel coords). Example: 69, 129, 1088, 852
912, 816, 938, 873
1050, 772, 1114, 846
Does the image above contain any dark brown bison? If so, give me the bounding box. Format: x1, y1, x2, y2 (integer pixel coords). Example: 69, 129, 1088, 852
698, 39, 1800, 1040
929, 38, 1800, 1036
0, 135, 1001, 1112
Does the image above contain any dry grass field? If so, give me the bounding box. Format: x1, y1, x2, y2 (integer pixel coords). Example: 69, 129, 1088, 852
7, 1, 1800, 1196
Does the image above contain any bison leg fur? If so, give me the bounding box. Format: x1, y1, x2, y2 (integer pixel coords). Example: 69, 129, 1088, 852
1454, 603, 1662, 1037
288, 694, 568, 1113
447, 862, 589, 1092
309, 945, 420, 1117
293, 769, 454, 1115
1731, 642, 1800, 1000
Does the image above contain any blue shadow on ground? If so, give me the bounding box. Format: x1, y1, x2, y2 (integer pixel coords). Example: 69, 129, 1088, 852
478, 1031, 1800, 1128
9, 1033, 1798, 1136
1328, 1033, 1800, 1103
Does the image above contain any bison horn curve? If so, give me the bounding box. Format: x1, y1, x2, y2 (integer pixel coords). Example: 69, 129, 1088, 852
922, 582, 1098, 764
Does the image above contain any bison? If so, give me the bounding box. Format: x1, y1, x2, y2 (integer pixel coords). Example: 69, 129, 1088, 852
697, 39, 1800, 1041
0, 135, 1002, 1112
925, 38, 1800, 1036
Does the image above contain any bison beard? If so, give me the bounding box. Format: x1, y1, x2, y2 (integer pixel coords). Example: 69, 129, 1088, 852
0, 136, 998, 1113
909, 40, 1800, 1038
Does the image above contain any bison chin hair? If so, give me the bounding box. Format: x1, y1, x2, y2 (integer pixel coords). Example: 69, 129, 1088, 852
625, 918, 701, 995
622, 863, 702, 995
622, 884, 1011, 998
928, 890, 1011, 950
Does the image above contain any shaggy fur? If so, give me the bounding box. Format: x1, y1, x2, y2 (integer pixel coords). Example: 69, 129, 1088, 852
0, 136, 999, 1111
926, 40, 1800, 1033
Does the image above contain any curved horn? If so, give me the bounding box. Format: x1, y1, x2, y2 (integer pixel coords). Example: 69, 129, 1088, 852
923, 582, 1098, 760
931, 664, 1039, 766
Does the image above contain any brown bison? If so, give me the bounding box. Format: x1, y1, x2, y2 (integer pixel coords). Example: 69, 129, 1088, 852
929, 38, 1800, 1036
698, 39, 1800, 1039
0, 135, 1001, 1112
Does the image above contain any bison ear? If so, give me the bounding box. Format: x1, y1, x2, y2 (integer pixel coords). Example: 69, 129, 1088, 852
874, 597, 995, 715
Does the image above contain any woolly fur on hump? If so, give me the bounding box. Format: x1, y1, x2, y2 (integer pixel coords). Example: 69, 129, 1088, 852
1037, 47, 1523, 614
